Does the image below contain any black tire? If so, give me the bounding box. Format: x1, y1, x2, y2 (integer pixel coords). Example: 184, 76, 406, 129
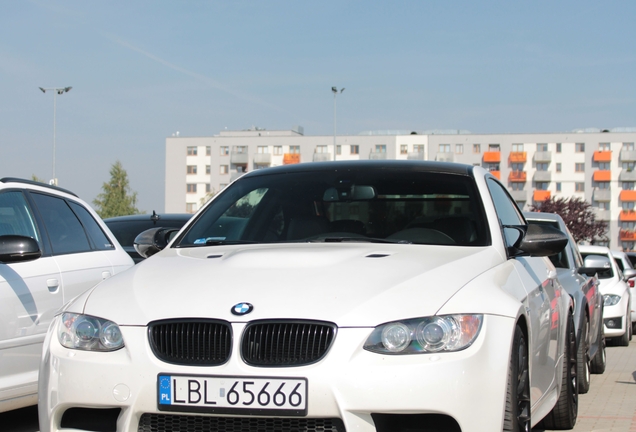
503, 324, 531, 432
540, 313, 578, 430
590, 319, 606, 374
616, 312, 631, 347
576, 318, 591, 394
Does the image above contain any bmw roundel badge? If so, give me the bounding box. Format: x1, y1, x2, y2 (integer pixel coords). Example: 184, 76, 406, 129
231, 302, 254, 316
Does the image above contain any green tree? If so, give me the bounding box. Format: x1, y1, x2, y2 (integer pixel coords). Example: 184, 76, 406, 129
93, 161, 142, 218
530, 196, 608, 244
31, 174, 47, 184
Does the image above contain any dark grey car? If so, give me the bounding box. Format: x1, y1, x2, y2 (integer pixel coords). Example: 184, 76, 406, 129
525, 211, 605, 394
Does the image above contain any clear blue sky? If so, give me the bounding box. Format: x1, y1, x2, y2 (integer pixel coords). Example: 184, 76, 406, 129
1, 1, 635, 213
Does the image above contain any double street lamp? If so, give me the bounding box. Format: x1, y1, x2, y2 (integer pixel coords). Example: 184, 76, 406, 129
331, 86, 344, 161
39, 86, 72, 185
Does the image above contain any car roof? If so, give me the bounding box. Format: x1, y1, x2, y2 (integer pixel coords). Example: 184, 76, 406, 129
104, 213, 191, 223
0, 177, 79, 197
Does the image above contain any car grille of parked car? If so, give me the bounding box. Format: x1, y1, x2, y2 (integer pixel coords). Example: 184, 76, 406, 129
241, 320, 337, 366
148, 319, 232, 366
138, 413, 346, 432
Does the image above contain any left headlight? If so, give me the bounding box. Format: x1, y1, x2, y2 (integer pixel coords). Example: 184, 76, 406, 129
363, 314, 483, 354
57, 312, 125, 351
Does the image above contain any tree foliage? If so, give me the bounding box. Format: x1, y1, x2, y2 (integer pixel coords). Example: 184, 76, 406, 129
93, 161, 142, 218
529, 197, 608, 244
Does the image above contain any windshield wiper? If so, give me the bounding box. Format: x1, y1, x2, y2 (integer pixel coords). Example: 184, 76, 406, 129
308, 237, 411, 244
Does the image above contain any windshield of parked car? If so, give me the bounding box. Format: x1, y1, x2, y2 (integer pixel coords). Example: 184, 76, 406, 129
176, 168, 490, 247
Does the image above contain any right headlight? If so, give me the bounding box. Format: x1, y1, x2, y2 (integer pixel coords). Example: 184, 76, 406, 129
57, 312, 125, 351
363, 314, 483, 354
603, 294, 621, 306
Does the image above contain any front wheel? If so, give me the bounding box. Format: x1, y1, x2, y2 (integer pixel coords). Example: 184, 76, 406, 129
503, 324, 531, 432
540, 313, 578, 430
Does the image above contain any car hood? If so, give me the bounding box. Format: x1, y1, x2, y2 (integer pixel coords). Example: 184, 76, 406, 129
82, 243, 502, 327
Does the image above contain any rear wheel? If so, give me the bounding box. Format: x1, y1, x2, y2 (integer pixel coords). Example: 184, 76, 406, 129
576, 319, 591, 394
590, 319, 606, 374
503, 324, 531, 432
616, 311, 631, 347
540, 313, 578, 430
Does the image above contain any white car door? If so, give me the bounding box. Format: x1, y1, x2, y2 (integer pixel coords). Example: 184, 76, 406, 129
0, 190, 63, 405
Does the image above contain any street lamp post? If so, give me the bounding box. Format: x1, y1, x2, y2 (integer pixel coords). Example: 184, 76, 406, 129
331, 86, 344, 161
39, 86, 72, 185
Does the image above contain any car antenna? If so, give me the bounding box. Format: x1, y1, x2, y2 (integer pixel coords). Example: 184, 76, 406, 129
151, 210, 160, 224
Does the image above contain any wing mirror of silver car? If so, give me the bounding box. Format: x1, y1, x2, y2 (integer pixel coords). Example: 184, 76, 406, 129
578, 255, 612, 277
0, 235, 42, 263
134, 227, 180, 259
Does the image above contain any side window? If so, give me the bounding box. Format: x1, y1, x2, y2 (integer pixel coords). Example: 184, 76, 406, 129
0, 191, 40, 241
30, 193, 91, 255
68, 201, 115, 250
486, 178, 525, 247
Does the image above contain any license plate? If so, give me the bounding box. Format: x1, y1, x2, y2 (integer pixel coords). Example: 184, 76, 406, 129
157, 374, 308, 416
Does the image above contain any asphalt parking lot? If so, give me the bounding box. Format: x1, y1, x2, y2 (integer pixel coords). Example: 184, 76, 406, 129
2, 339, 635, 432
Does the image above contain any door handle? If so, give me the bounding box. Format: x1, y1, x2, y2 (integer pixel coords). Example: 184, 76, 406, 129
47, 278, 59, 293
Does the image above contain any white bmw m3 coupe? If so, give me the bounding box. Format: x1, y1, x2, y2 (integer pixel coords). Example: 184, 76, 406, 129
38, 161, 577, 432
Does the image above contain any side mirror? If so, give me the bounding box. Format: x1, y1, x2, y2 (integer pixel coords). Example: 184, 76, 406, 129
133, 228, 179, 259
623, 268, 636, 281
578, 254, 612, 277
0, 235, 41, 263
511, 223, 568, 257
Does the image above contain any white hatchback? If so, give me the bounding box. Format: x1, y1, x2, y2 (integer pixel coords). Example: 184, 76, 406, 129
0, 178, 133, 413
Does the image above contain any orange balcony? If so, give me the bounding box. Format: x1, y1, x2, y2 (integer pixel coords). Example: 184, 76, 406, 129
509, 171, 527, 182
533, 190, 551, 202
620, 190, 636, 201
593, 151, 612, 162
509, 152, 527, 163
283, 153, 300, 164
483, 151, 501, 163
620, 229, 636, 241
593, 170, 611, 182
490, 170, 501, 180
620, 211, 636, 221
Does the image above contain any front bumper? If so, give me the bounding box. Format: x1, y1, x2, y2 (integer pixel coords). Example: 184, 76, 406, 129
39, 314, 515, 432
602, 294, 630, 338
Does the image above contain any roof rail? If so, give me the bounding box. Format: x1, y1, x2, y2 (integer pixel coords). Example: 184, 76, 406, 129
0, 177, 79, 197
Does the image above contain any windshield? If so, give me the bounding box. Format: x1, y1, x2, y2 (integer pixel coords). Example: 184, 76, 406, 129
176, 167, 490, 247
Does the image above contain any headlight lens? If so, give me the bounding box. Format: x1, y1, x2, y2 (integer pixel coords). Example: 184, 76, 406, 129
603, 294, 621, 306
364, 314, 483, 354
58, 313, 124, 351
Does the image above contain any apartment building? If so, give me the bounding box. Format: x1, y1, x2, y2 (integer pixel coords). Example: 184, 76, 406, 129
165, 127, 636, 250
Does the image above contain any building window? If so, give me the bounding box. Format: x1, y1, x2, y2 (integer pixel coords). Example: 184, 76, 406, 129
350, 145, 359, 155
622, 242, 634, 251
400, 145, 408, 154
536, 163, 549, 171
575, 182, 585, 192
598, 162, 610, 170
575, 143, 585, 152
596, 181, 609, 190
575, 163, 585, 172
186, 184, 197, 193
556, 143, 562, 153
511, 163, 523, 171
439, 144, 451, 153
220, 165, 229, 175
621, 221, 635, 230
220, 183, 228, 189
220, 146, 229, 156
511, 183, 524, 191
316, 145, 328, 154
187, 165, 197, 175
536, 182, 549, 190
455, 144, 464, 154
375, 145, 387, 153
556, 182, 562, 192
273, 146, 282, 155
623, 202, 635, 211
413, 144, 424, 153
537, 143, 548, 152
290, 145, 300, 154
257, 146, 269, 154
205, 184, 211, 193
599, 142, 610, 151
512, 143, 524, 152
206, 146, 211, 156
187, 146, 197, 156
234, 146, 247, 154
205, 165, 211, 175
623, 162, 636, 171
473, 144, 481, 153
623, 182, 635, 190
598, 202, 610, 210
488, 144, 500, 151
336, 145, 342, 155
186, 203, 196, 213
624, 142, 635, 151
556, 163, 562, 173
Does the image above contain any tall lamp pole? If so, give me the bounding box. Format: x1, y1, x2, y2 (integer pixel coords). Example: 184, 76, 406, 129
331, 86, 344, 161
39, 86, 72, 185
